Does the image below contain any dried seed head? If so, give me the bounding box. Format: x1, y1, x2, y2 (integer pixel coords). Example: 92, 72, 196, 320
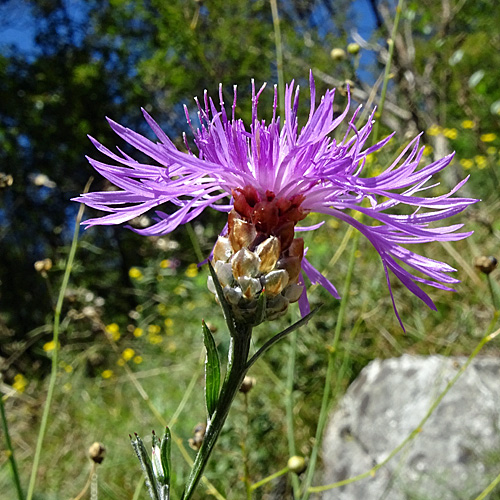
474, 256, 497, 275
239, 376, 256, 394
88, 442, 106, 464
188, 423, 206, 450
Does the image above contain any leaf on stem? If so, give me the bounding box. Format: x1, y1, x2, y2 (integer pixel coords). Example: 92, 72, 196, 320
130, 433, 161, 500
202, 320, 221, 419
160, 427, 172, 487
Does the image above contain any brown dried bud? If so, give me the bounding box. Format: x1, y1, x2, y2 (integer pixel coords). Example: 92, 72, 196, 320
264, 269, 289, 296
188, 423, 206, 450
255, 236, 280, 273
229, 217, 257, 252
239, 376, 256, 393
88, 442, 106, 464
232, 248, 260, 279
474, 256, 497, 275
213, 236, 233, 262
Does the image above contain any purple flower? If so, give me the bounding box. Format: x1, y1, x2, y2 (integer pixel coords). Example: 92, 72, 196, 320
74, 73, 477, 327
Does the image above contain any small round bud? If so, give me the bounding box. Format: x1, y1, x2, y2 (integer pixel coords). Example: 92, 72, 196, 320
0, 173, 13, 189
34, 258, 53, 273
188, 423, 206, 450
474, 256, 497, 275
287, 455, 306, 474
88, 442, 106, 464
347, 43, 360, 55
239, 376, 256, 394
330, 48, 346, 61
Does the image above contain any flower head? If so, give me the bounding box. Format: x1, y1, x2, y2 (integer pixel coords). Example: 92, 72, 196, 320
74, 73, 477, 328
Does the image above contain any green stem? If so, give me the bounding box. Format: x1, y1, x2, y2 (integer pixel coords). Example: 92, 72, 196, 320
371, 0, 404, 146
185, 222, 204, 263
473, 469, 500, 500
270, 0, 285, 117
250, 466, 289, 492
300, 233, 359, 500
246, 307, 320, 371
26, 179, 91, 500
285, 331, 300, 497
487, 274, 498, 312
241, 392, 252, 500
181, 325, 253, 500
0, 394, 23, 500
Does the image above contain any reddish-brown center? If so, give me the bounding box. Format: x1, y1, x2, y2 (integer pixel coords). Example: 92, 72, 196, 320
230, 185, 308, 253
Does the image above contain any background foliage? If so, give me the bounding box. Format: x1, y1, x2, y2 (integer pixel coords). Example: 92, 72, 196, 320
1, 0, 500, 498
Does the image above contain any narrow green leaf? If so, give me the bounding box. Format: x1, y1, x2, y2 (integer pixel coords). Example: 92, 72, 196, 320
160, 427, 172, 486
207, 261, 237, 337
130, 434, 161, 500
202, 320, 221, 419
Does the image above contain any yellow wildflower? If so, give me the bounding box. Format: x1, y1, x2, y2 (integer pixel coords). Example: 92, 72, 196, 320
43, 340, 58, 352
459, 159, 473, 170
426, 124, 442, 136
480, 133, 497, 143
148, 324, 161, 334
461, 120, 474, 129
122, 348, 135, 361
133, 327, 143, 338
443, 128, 457, 140
13, 374, 28, 393
185, 263, 199, 278
129, 267, 143, 280
101, 370, 113, 379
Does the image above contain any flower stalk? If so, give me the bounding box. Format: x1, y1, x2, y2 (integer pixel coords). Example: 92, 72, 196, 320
181, 323, 253, 500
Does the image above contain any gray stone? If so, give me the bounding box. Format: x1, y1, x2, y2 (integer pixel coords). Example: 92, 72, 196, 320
321, 355, 500, 500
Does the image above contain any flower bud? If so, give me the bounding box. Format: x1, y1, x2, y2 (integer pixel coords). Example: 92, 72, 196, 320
347, 43, 360, 55
188, 423, 206, 451
330, 48, 346, 61
474, 256, 497, 275
287, 455, 306, 474
239, 376, 256, 393
34, 258, 53, 273
89, 442, 106, 464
